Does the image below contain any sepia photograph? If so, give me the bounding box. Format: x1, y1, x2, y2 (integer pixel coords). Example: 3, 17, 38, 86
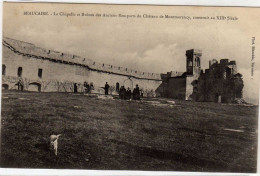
0, 2, 259, 173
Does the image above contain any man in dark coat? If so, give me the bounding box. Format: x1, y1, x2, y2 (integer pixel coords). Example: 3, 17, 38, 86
116, 82, 120, 93
135, 84, 140, 100
119, 86, 123, 99
133, 88, 136, 100
74, 83, 78, 93
126, 87, 131, 100
89, 82, 94, 94
86, 82, 90, 93
105, 82, 110, 95
121, 86, 126, 100
83, 81, 87, 93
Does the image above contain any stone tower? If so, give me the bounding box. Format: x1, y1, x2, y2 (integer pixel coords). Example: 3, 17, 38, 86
186, 49, 202, 78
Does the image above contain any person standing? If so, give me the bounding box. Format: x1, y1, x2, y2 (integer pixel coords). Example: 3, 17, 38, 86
122, 86, 126, 100
140, 90, 144, 97
105, 82, 110, 95
119, 86, 123, 99
133, 88, 136, 100
116, 82, 120, 93
17, 79, 24, 91
135, 84, 140, 100
89, 82, 94, 94
86, 82, 90, 94
126, 87, 132, 100
84, 81, 87, 93
74, 83, 78, 93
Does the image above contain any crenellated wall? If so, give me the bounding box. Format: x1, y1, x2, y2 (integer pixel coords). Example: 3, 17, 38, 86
2, 37, 162, 97
3, 37, 161, 80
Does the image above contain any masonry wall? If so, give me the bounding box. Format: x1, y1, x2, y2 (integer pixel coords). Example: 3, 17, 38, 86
3, 37, 161, 80
185, 75, 196, 100
167, 77, 186, 99
2, 39, 162, 97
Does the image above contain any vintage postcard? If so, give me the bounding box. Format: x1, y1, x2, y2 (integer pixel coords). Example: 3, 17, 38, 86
1, 2, 259, 174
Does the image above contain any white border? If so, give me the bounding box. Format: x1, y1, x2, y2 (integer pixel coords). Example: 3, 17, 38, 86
0, 169, 258, 176
1, 0, 260, 7
0, 0, 259, 176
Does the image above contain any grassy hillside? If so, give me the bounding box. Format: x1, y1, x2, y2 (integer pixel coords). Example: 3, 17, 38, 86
0, 90, 258, 172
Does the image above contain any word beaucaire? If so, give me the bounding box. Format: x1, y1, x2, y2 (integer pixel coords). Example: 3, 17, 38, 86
24, 11, 49, 15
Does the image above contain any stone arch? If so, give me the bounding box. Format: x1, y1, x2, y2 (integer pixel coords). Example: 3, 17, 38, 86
123, 77, 133, 90
28, 82, 41, 92
2, 84, 9, 90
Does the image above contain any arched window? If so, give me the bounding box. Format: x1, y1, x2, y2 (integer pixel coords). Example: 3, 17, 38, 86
17, 67, 23, 77
188, 59, 192, 66
197, 57, 200, 66
38, 68, 43, 78
194, 57, 197, 66
2, 64, 6, 75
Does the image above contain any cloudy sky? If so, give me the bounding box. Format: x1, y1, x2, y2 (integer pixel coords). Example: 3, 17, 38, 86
3, 3, 260, 104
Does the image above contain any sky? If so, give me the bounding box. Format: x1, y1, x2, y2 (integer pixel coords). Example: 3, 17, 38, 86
3, 2, 260, 104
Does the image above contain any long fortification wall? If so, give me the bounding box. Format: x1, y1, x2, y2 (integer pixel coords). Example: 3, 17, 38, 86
3, 37, 161, 80
2, 37, 163, 96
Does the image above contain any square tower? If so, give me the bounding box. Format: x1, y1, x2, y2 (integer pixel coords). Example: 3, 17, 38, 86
186, 49, 202, 78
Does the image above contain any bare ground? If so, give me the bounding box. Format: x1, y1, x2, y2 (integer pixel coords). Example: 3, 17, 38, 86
0, 90, 258, 172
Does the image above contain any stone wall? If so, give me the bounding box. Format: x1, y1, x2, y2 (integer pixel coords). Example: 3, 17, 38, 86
165, 75, 196, 100
3, 37, 161, 80
166, 77, 187, 99
195, 59, 243, 103
185, 75, 196, 100
2, 37, 162, 97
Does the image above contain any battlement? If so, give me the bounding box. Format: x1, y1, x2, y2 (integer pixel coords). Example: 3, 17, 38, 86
229, 60, 236, 65
207, 58, 237, 76
3, 37, 161, 80
186, 49, 202, 57
209, 59, 236, 68
209, 59, 218, 67
167, 71, 184, 78
220, 59, 229, 65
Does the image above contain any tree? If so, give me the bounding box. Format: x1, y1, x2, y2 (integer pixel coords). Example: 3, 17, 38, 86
109, 85, 116, 95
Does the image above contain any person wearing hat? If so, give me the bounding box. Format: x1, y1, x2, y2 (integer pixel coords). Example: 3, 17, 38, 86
104, 82, 110, 95
135, 84, 140, 100
126, 87, 132, 100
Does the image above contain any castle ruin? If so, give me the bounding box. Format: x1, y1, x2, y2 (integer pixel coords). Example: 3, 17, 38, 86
2, 37, 243, 102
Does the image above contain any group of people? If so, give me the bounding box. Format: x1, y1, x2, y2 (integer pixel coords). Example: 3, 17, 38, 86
73, 82, 94, 93
84, 81, 94, 94
104, 82, 142, 100
119, 84, 141, 100
15, 79, 143, 99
